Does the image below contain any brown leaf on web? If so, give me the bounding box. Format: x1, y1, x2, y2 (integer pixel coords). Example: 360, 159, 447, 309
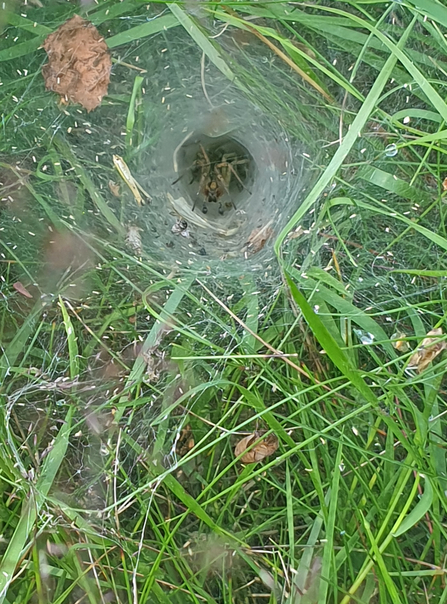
234, 431, 279, 464
175, 424, 195, 458
108, 180, 121, 198
408, 328, 446, 373
42, 15, 111, 112
13, 282, 33, 299
243, 224, 274, 256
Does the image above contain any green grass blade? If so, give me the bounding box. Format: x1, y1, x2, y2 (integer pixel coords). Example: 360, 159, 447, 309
107, 14, 179, 48
289, 489, 330, 604
115, 275, 195, 426
318, 441, 343, 604
58, 297, 79, 379
125, 75, 144, 149
0, 406, 73, 604
0, 35, 47, 62
320, 5, 447, 121
284, 272, 376, 406
357, 166, 433, 205
361, 512, 403, 604
406, 0, 447, 28
0, 300, 43, 383
393, 475, 433, 537
168, 3, 238, 86
275, 18, 415, 251
327, 196, 447, 253
53, 137, 125, 235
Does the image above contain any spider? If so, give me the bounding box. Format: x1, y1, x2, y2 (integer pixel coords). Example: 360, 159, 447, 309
173, 144, 250, 215
197, 146, 249, 214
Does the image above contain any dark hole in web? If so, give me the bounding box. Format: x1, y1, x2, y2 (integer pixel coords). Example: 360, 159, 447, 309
174, 133, 256, 219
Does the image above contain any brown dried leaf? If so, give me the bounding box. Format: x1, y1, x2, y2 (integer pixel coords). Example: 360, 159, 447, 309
13, 281, 33, 299
176, 424, 195, 457
443, 177, 447, 192
108, 180, 121, 197
408, 328, 446, 373
125, 225, 143, 256
141, 347, 167, 383
42, 15, 111, 112
244, 226, 274, 256
234, 431, 279, 464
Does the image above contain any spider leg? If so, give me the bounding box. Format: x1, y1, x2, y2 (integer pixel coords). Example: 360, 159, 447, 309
199, 144, 211, 167
172, 172, 185, 185
216, 159, 251, 194
214, 164, 230, 196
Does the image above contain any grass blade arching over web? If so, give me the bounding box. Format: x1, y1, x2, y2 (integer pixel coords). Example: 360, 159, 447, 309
274, 17, 415, 252
107, 14, 179, 49
168, 3, 239, 87
288, 265, 397, 359
214, 8, 334, 102
284, 272, 376, 406
284, 271, 415, 458
392, 474, 433, 537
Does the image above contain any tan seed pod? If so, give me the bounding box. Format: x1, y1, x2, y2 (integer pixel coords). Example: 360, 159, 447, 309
234, 431, 279, 464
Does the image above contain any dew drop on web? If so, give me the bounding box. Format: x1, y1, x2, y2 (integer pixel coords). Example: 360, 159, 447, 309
385, 143, 398, 157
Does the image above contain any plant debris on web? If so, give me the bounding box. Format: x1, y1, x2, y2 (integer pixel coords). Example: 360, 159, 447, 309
234, 431, 279, 464
407, 328, 446, 373
391, 331, 411, 353
242, 224, 274, 257
42, 15, 111, 112
12, 282, 33, 299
